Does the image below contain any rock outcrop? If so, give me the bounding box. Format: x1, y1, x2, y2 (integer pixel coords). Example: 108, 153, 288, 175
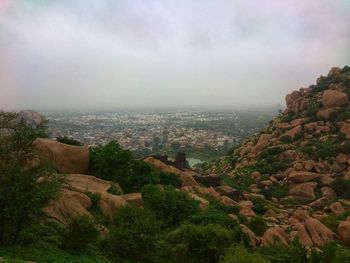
33, 138, 90, 174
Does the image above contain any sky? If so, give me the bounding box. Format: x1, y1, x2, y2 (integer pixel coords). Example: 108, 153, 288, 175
0, 0, 350, 110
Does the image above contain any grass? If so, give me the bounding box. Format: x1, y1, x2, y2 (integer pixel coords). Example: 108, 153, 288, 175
0, 242, 110, 263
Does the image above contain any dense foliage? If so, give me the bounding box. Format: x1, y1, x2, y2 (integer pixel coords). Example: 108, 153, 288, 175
0, 111, 62, 245
89, 141, 181, 192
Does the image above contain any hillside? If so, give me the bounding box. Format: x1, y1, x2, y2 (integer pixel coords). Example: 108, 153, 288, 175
2, 66, 350, 262
197, 65, 350, 247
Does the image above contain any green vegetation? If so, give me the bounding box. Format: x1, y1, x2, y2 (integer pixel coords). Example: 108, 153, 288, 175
260, 185, 289, 200
56, 136, 83, 146
0, 111, 62, 245
142, 185, 199, 229
103, 205, 161, 263
166, 223, 234, 263
331, 178, 350, 199
62, 215, 99, 252
89, 141, 180, 192
221, 245, 271, 263
248, 215, 268, 236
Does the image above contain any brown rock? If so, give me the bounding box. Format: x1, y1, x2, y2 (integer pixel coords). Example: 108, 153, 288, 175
295, 224, 314, 247
289, 182, 316, 201
66, 174, 119, 194
336, 153, 348, 164
341, 123, 350, 139
33, 138, 89, 174
304, 218, 336, 247
321, 186, 336, 200
251, 134, 272, 154
304, 160, 315, 171
282, 125, 302, 140
329, 202, 346, 216
240, 224, 259, 247
293, 163, 304, 171
322, 90, 348, 109
43, 189, 92, 225
317, 108, 338, 120
121, 193, 143, 207
261, 227, 289, 246
338, 221, 350, 246
99, 195, 128, 219
289, 171, 320, 183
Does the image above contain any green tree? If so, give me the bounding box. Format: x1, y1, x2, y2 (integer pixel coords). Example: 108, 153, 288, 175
142, 185, 199, 229
0, 111, 62, 245
221, 245, 270, 263
62, 215, 99, 252
104, 205, 161, 262
166, 224, 234, 263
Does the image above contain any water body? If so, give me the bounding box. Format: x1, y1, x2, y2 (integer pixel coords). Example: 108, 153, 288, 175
187, 158, 203, 167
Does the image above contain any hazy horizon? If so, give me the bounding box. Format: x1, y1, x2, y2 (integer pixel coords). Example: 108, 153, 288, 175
1, 1, 350, 110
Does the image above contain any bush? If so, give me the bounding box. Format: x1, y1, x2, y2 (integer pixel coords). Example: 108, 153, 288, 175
104, 206, 161, 262
142, 185, 199, 229
62, 215, 99, 252
89, 142, 159, 192
0, 112, 62, 245
187, 210, 247, 245
166, 224, 234, 263
260, 185, 289, 200
309, 242, 350, 263
159, 172, 182, 187
248, 216, 268, 236
260, 239, 308, 263
331, 178, 350, 199
56, 136, 83, 146
89, 141, 134, 182
221, 245, 270, 263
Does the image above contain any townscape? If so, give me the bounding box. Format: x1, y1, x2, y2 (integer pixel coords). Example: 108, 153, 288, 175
46, 109, 276, 159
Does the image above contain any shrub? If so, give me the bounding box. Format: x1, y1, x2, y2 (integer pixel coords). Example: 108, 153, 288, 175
89, 142, 159, 192
159, 172, 182, 188
62, 215, 99, 252
89, 141, 134, 181
260, 239, 308, 263
187, 209, 247, 245
142, 185, 199, 229
56, 136, 83, 146
166, 224, 234, 263
260, 185, 289, 200
107, 184, 122, 195
0, 112, 62, 245
104, 206, 161, 262
248, 216, 268, 236
331, 178, 350, 199
221, 245, 270, 263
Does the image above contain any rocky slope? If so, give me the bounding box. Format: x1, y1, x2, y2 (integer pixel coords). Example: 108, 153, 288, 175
195, 66, 350, 247
24, 66, 350, 251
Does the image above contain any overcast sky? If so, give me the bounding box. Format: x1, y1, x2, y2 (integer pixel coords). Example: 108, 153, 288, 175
1, 0, 349, 110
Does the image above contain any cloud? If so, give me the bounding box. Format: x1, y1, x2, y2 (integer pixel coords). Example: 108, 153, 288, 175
0, 0, 349, 110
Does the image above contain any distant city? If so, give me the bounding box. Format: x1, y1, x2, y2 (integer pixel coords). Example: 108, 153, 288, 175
45, 108, 278, 161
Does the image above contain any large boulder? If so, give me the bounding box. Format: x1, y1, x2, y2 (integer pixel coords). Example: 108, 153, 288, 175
251, 134, 272, 154
33, 138, 90, 174
261, 227, 289, 246
65, 174, 120, 194
303, 218, 336, 247
338, 221, 350, 246
341, 123, 350, 139
240, 224, 259, 247
17, 110, 45, 128
44, 189, 92, 225
288, 171, 321, 183
322, 90, 348, 109
289, 182, 316, 201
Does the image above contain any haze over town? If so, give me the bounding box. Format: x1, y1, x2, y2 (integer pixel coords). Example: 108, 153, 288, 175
1, 0, 350, 110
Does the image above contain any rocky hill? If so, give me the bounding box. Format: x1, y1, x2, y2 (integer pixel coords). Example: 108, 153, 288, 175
2, 67, 350, 262
195, 66, 350, 247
